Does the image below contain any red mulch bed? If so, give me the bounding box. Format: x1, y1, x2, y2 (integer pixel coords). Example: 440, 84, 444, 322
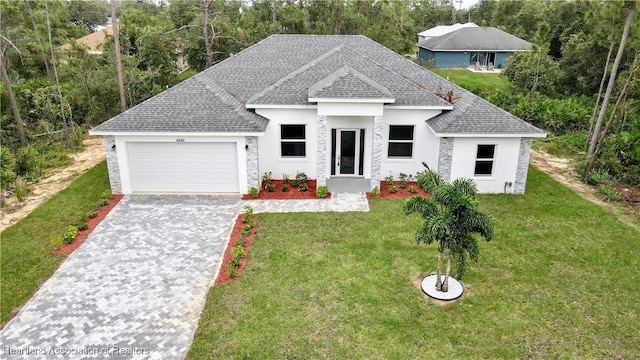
366, 181, 429, 199
52, 194, 124, 255
242, 179, 331, 200
215, 214, 258, 285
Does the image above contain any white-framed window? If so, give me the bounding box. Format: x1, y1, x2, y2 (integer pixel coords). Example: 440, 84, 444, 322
474, 144, 495, 176
388, 125, 414, 158
281, 125, 306, 157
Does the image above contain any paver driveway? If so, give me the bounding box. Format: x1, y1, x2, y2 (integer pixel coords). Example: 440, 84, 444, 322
0, 195, 242, 359
0, 193, 368, 359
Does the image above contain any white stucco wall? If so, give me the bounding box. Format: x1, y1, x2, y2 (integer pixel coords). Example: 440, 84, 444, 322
256, 108, 318, 180
449, 137, 522, 193
114, 135, 248, 194
380, 108, 442, 179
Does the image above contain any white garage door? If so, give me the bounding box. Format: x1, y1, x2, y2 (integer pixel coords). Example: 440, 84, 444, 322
128, 142, 239, 193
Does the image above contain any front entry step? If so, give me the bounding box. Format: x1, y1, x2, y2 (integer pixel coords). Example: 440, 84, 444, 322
326, 177, 371, 193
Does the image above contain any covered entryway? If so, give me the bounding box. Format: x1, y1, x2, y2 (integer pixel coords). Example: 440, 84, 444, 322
127, 142, 239, 193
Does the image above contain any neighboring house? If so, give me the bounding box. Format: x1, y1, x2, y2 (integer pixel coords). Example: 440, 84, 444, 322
90, 34, 545, 195
60, 26, 114, 55
417, 27, 532, 69
417, 22, 478, 43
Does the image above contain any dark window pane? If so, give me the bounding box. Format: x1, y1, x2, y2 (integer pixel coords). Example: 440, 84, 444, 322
474, 161, 493, 175
389, 125, 414, 140
281, 125, 305, 139
281, 142, 305, 157
388, 142, 413, 157
477, 145, 495, 159
359, 129, 365, 176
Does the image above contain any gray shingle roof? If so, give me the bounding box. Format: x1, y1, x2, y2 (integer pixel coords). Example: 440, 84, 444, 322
308, 66, 393, 99
92, 34, 544, 136
418, 27, 532, 52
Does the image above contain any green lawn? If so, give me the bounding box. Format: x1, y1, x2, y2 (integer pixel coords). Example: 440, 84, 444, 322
188, 167, 639, 359
432, 68, 511, 93
0, 161, 110, 326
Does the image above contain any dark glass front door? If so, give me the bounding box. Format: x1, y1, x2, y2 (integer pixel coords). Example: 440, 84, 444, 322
339, 130, 356, 175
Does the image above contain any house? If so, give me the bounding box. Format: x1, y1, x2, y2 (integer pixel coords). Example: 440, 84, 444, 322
89, 34, 545, 195
417, 27, 532, 69
60, 26, 114, 55
417, 22, 478, 43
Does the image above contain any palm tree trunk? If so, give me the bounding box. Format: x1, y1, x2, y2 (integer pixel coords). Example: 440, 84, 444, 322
110, 0, 127, 112
442, 252, 452, 292
586, 4, 635, 158
435, 251, 443, 291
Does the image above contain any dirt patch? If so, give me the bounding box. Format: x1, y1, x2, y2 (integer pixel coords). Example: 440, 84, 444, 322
215, 214, 258, 285
530, 149, 639, 230
242, 180, 331, 200
1, 137, 105, 232
52, 195, 123, 256
367, 181, 429, 199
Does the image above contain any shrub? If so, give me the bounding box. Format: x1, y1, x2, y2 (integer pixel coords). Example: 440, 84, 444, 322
385, 175, 394, 185
243, 206, 254, 227
15, 145, 42, 180
75, 220, 88, 231
87, 210, 99, 218
228, 266, 237, 278
408, 186, 418, 193
0, 146, 14, 191
231, 244, 245, 261
249, 187, 259, 198
316, 185, 329, 198
100, 189, 112, 201
281, 184, 289, 192
297, 183, 309, 192
282, 173, 290, 184
293, 171, 308, 187
13, 177, 30, 202
389, 186, 398, 193
586, 169, 613, 186
597, 185, 622, 202
243, 224, 251, 235
262, 171, 272, 188
372, 186, 380, 197
62, 225, 79, 244
399, 173, 408, 189
265, 183, 276, 192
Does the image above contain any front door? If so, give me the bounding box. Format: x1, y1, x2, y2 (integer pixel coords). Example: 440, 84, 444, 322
336, 129, 359, 175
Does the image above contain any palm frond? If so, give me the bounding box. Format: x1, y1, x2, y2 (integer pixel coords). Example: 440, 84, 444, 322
416, 162, 443, 193
403, 196, 438, 218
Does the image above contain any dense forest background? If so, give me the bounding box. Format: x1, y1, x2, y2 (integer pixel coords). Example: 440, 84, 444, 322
1, 0, 638, 199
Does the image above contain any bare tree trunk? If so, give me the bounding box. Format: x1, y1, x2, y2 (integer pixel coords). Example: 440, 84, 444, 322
586, 5, 635, 158
201, 0, 213, 68
0, 52, 27, 147
45, 0, 69, 144
585, 60, 636, 175
442, 252, 452, 292
435, 251, 443, 291
24, 0, 52, 83
272, 0, 277, 25
586, 40, 614, 152
110, 0, 127, 112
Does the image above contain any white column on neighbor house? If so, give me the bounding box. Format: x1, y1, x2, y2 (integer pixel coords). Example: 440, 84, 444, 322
370, 115, 384, 189
316, 114, 328, 187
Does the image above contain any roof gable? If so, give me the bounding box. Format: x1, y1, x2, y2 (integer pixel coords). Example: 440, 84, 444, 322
308, 66, 394, 100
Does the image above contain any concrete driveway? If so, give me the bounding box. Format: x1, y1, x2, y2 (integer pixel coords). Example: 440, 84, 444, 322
0, 195, 243, 360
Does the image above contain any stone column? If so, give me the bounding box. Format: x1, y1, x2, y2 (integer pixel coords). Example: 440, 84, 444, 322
514, 137, 533, 194
370, 115, 384, 189
245, 136, 259, 190
316, 115, 328, 187
437, 137, 454, 183
103, 135, 122, 194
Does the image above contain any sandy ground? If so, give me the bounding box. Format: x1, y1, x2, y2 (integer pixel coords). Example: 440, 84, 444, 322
0, 137, 106, 232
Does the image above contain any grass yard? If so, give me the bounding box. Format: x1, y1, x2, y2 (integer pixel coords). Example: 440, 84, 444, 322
0, 161, 110, 326
432, 68, 511, 93
188, 167, 639, 359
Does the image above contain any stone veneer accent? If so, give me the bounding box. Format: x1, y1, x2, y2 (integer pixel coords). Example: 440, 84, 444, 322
316, 115, 328, 187
437, 137, 454, 183
245, 136, 259, 190
103, 135, 122, 194
514, 137, 533, 194
370, 115, 384, 189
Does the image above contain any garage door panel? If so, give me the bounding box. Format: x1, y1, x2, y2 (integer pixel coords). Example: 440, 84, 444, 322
128, 142, 239, 193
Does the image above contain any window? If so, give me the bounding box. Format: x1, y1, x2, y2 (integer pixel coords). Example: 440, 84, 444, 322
474, 145, 495, 176
388, 125, 414, 157
281, 125, 306, 157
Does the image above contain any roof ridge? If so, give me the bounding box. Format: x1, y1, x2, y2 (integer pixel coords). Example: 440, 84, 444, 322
246, 44, 345, 104
194, 76, 266, 132
308, 65, 393, 99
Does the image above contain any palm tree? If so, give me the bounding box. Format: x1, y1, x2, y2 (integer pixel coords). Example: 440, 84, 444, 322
404, 163, 493, 292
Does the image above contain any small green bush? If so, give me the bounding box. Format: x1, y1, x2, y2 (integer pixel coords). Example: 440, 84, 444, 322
87, 210, 99, 218
297, 183, 309, 192
62, 225, 79, 244
243, 224, 251, 235
75, 220, 88, 231
282, 173, 290, 184
316, 185, 329, 198
249, 187, 259, 198
293, 171, 308, 187
0, 146, 15, 191
15, 145, 42, 180
228, 266, 237, 278
597, 185, 622, 202
243, 205, 254, 227
408, 185, 418, 193
262, 171, 272, 186
13, 177, 30, 202
586, 169, 613, 186
389, 186, 398, 193
385, 175, 394, 185
281, 184, 289, 192
372, 186, 380, 197
265, 183, 276, 192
